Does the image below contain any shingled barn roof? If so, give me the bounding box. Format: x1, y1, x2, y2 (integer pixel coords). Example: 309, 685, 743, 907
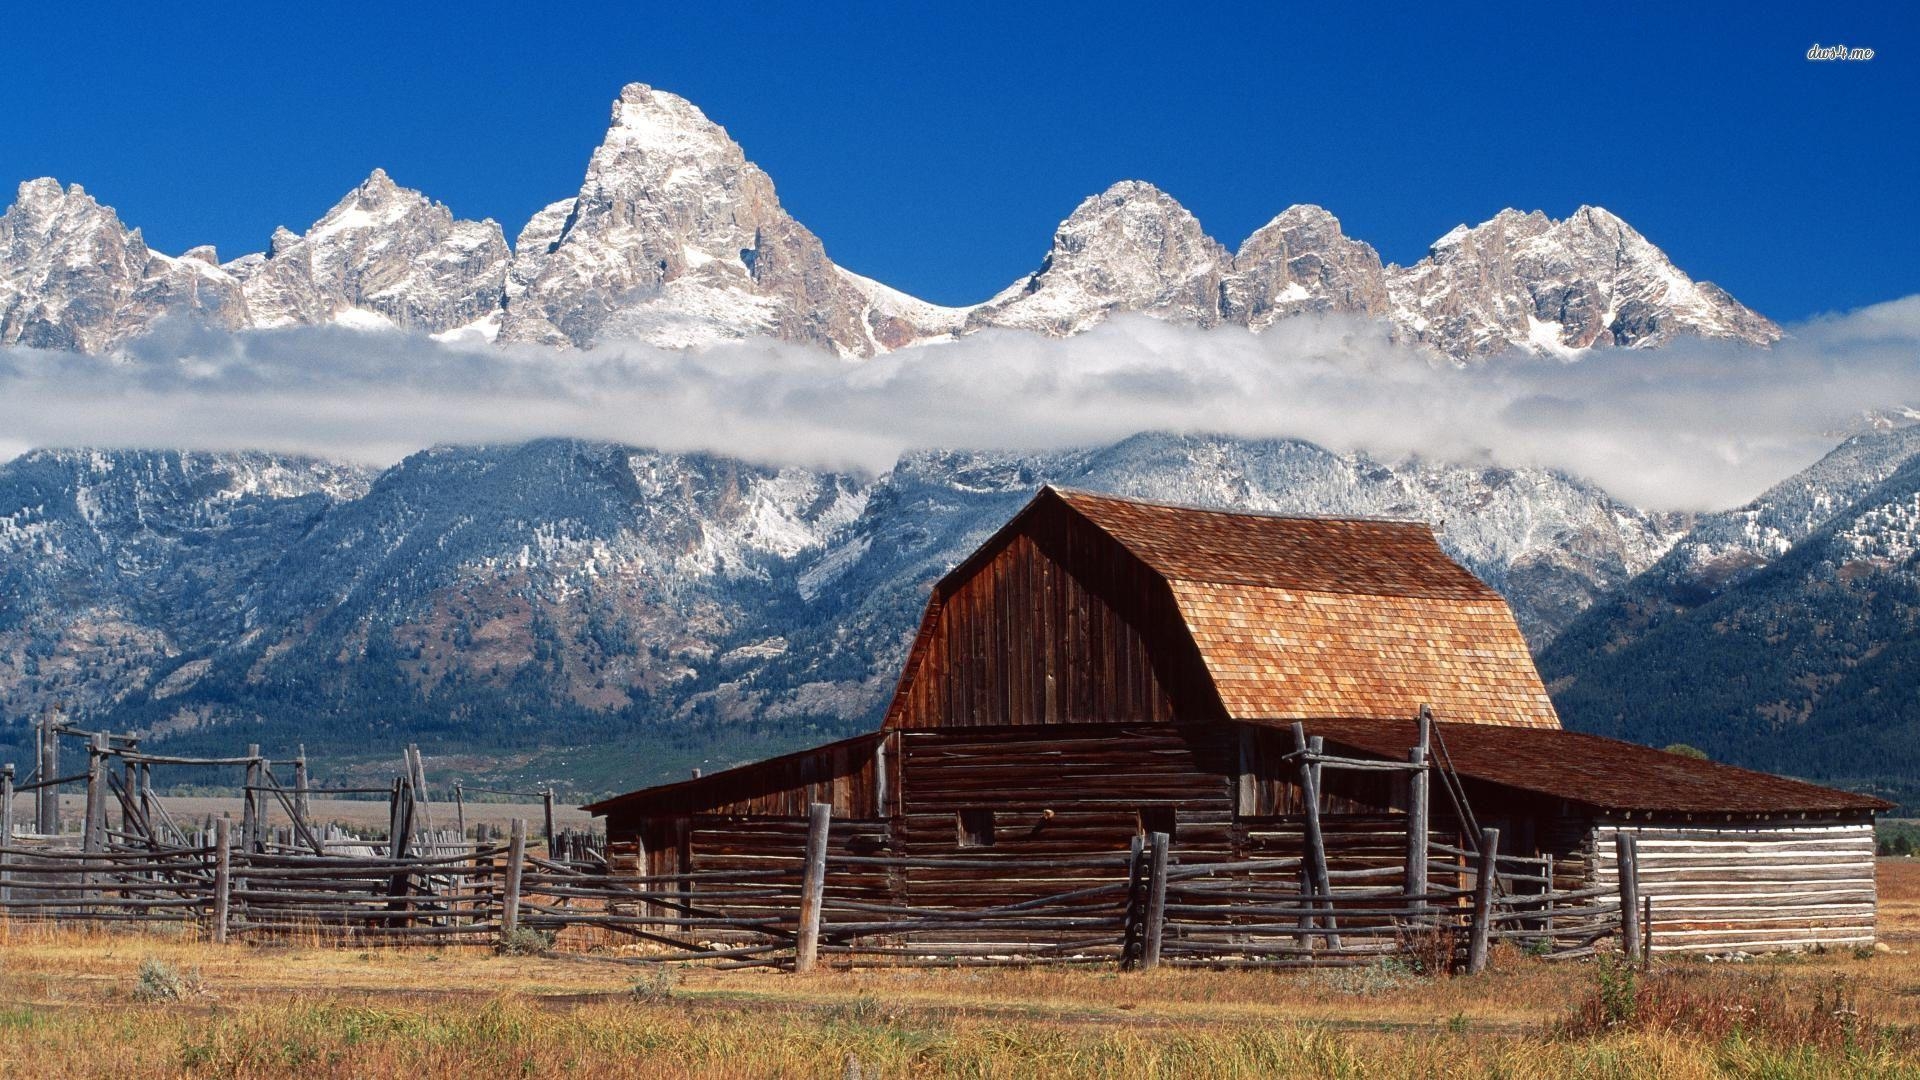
1046, 488, 1559, 728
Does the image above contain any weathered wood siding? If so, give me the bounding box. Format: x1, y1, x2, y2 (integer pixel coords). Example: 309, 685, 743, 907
1592, 820, 1877, 953
896, 724, 1235, 905
888, 501, 1222, 729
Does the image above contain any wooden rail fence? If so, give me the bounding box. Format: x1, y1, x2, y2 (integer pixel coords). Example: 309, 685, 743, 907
0, 804, 1643, 971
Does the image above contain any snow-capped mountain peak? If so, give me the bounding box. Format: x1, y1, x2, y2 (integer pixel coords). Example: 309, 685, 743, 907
1384, 206, 1780, 357
497, 82, 880, 355
231, 170, 509, 333
0, 85, 1780, 360
966, 181, 1229, 335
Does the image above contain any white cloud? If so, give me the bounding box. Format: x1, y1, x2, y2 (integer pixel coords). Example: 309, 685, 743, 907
2, 298, 1918, 512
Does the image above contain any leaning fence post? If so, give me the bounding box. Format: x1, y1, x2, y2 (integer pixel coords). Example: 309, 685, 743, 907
795, 801, 832, 974
1467, 826, 1500, 974
501, 818, 527, 938
212, 816, 232, 944
1, 763, 13, 904
1122, 832, 1146, 968
1142, 829, 1171, 971
1617, 833, 1643, 965
1290, 722, 1339, 949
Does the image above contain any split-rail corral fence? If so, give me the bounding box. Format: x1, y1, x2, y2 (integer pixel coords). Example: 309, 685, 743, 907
2, 718, 1652, 973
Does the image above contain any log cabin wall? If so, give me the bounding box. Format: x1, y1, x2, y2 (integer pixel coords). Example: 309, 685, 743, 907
894, 724, 1236, 907
1591, 817, 1878, 953
887, 500, 1223, 730
599, 732, 890, 879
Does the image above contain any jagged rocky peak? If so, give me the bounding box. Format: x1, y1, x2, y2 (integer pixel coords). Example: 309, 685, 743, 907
498, 82, 878, 355
0, 178, 249, 351
1222, 204, 1390, 328
968, 180, 1229, 335
1385, 205, 1781, 359
234, 168, 510, 335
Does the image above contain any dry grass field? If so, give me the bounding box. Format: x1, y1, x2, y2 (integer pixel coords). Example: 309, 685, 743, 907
0, 860, 1917, 1078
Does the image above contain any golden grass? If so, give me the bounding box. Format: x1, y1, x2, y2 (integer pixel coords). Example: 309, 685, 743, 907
0, 861, 1916, 1077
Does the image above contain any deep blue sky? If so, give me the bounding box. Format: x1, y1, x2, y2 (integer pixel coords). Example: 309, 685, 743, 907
2, 2, 1913, 320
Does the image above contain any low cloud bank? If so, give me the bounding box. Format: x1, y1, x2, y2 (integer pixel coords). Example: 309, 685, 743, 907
3, 297, 1918, 511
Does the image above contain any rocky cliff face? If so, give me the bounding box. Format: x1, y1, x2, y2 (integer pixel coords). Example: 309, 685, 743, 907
496, 84, 885, 355
965, 182, 1229, 335
227, 169, 510, 336
0, 85, 1778, 361
1385, 206, 1781, 358
1222, 204, 1392, 329
0, 179, 249, 350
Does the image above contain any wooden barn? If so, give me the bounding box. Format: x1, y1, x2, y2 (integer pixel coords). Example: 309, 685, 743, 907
586, 487, 1888, 955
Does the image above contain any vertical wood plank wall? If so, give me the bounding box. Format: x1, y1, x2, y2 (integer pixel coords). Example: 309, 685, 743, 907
889, 502, 1222, 729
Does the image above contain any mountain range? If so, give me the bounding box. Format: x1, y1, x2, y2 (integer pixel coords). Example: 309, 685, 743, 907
1, 81, 1911, 805
1540, 423, 1920, 808
0, 434, 1685, 790
1, 84, 1778, 361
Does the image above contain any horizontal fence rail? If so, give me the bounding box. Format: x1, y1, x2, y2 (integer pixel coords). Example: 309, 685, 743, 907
0, 805, 1647, 972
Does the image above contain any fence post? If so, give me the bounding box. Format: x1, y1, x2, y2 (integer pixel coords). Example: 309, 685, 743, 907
212, 817, 232, 944
83, 733, 106, 853
36, 706, 59, 835
293, 745, 314, 848
501, 818, 527, 938
453, 781, 467, 839
241, 745, 261, 853
543, 788, 556, 855
1467, 826, 1500, 974
795, 801, 832, 974
1405, 745, 1429, 917
1122, 832, 1146, 968
1142, 829, 1170, 971
1, 763, 13, 903
1290, 722, 1339, 949
1617, 833, 1643, 965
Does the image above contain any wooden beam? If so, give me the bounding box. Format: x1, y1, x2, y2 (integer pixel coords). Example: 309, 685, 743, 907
212, 817, 231, 944
1405, 745, 1429, 915
795, 802, 832, 974
36, 706, 59, 835
82, 733, 106, 854
1291, 723, 1339, 949
501, 818, 527, 936
241, 745, 261, 853
0, 763, 12, 904
1617, 832, 1643, 965
1142, 829, 1170, 970
1468, 826, 1500, 974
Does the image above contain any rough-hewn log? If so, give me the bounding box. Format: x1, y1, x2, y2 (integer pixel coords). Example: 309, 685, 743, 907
501, 818, 526, 936
795, 802, 832, 973
1617, 832, 1643, 964
1142, 829, 1170, 970
1468, 826, 1500, 974
212, 817, 231, 944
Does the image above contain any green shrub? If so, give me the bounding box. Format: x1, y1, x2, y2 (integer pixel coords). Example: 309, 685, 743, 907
133, 957, 189, 1002
627, 964, 678, 1003
496, 927, 555, 956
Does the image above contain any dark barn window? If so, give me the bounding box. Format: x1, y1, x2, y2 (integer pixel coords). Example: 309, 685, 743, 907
1138, 807, 1177, 841
957, 809, 996, 848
